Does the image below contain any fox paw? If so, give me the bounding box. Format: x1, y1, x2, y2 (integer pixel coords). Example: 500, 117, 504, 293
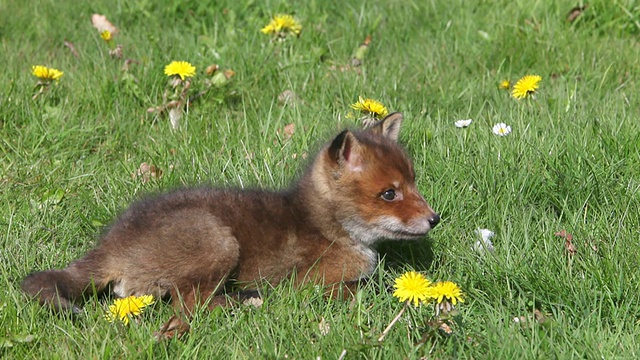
154, 315, 190, 340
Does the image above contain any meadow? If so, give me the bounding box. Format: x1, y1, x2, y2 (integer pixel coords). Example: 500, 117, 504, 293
2, 0, 640, 358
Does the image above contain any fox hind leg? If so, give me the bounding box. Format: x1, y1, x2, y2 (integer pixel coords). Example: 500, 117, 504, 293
155, 276, 234, 339
151, 214, 242, 339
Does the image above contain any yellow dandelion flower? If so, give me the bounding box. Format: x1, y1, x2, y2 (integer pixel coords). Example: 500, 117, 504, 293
31, 65, 64, 81
426, 281, 464, 305
105, 295, 154, 325
100, 30, 112, 42
512, 75, 542, 99
164, 61, 196, 80
261, 14, 302, 36
261, 22, 277, 35
392, 271, 432, 307
350, 96, 389, 118
499, 79, 511, 90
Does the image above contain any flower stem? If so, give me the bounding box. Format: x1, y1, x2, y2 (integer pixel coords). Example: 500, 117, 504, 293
378, 302, 407, 342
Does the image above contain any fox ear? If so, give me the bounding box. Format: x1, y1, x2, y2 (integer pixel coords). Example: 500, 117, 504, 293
328, 130, 364, 172
367, 112, 403, 142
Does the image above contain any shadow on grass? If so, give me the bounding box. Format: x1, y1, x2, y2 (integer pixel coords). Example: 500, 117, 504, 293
376, 237, 435, 271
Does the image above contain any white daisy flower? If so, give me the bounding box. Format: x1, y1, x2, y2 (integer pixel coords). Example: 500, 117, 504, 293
492, 123, 512, 136
454, 119, 472, 128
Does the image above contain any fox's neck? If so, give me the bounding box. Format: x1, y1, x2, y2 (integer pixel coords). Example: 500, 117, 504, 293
289, 164, 352, 244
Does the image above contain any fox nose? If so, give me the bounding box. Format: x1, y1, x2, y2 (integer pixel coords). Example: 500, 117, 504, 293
428, 214, 440, 228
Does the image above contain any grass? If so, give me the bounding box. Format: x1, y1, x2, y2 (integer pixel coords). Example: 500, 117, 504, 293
2, 0, 640, 358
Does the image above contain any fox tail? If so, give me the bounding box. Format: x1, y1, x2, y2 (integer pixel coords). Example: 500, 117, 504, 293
21, 249, 110, 313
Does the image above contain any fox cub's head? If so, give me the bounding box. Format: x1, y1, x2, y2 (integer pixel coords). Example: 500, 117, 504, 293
318, 112, 439, 245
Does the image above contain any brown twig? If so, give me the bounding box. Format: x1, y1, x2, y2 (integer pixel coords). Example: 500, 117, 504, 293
378, 302, 407, 342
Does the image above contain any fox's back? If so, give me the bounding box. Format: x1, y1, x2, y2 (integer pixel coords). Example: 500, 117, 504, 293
103, 187, 303, 246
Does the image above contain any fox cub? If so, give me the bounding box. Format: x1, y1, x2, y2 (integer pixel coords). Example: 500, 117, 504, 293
21, 112, 439, 338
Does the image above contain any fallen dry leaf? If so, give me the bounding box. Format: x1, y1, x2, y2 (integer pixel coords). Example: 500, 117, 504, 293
205, 64, 219, 76
64, 41, 79, 58
109, 44, 123, 59
223, 69, 235, 79
122, 59, 139, 72
91, 14, 118, 35
567, 4, 589, 23
533, 309, 547, 324
278, 90, 300, 105
281, 123, 295, 139
418, 319, 455, 343
554, 229, 573, 241
242, 296, 263, 308
566, 239, 577, 255
133, 162, 162, 183
438, 321, 454, 335
318, 317, 330, 336
555, 229, 577, 256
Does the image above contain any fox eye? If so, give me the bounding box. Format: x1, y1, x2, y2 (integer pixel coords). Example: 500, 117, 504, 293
381, 189, 396, 201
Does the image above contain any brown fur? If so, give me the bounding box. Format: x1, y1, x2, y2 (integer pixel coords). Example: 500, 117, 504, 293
21, 112, 440, 338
